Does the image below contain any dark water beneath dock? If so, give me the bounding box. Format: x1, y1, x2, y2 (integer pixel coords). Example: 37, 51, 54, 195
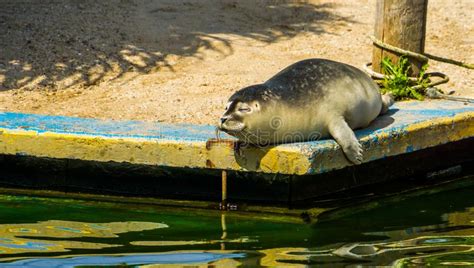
0, 178, 473, 267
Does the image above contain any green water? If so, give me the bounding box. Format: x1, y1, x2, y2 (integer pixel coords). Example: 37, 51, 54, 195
0, 181, 473, 267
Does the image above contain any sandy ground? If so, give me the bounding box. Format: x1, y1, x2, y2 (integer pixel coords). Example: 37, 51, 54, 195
0, 0, 472, 125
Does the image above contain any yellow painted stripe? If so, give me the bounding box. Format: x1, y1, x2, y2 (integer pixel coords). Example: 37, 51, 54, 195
0, 111, 473, 175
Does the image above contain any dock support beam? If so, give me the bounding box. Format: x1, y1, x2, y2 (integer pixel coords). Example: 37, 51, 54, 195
221, 170, 227, 209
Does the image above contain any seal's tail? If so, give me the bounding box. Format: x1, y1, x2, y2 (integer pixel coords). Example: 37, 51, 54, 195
380, 93, 394, 115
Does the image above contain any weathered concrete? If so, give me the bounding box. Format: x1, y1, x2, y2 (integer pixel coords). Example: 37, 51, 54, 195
0, 100, 473, 175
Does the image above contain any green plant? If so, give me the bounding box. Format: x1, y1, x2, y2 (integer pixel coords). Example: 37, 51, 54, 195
380, 56, 430, 101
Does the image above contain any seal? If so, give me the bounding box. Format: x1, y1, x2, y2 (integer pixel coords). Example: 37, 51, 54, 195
218, 58, 393, 164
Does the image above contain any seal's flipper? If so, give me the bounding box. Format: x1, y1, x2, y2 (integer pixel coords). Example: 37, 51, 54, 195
380, 93, 394, 115
328, 118, 363, 165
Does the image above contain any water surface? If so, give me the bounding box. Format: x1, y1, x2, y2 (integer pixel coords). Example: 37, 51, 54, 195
0, 180, 473, 267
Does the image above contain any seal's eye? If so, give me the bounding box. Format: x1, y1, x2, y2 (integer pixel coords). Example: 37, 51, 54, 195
239, 108, 251, 113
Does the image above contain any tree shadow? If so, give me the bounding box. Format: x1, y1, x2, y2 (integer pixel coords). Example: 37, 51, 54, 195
0, 0, 356, 91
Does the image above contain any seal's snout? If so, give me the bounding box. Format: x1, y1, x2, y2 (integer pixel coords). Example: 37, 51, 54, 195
217, 115, 245, 134
218, 116, 230, 130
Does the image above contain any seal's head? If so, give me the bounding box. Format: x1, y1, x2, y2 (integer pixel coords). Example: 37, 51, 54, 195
218, 84, 266, 134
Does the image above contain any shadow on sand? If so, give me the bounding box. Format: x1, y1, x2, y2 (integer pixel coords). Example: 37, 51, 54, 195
0, 0, 355, 91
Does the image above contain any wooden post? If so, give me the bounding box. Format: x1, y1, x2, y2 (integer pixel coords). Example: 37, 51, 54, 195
372, 0, 428, 76
221, 170, 227, 208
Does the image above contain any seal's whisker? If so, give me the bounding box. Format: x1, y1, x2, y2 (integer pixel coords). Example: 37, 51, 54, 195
215, 127, 221, 141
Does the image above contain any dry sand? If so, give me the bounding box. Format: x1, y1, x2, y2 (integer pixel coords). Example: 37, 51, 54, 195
0, 0, 472, 125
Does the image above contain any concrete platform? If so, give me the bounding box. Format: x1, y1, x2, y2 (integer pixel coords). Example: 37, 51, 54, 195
0, 100, 473, 176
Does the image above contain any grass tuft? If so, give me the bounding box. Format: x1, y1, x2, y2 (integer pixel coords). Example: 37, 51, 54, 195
380, 57, 430, 101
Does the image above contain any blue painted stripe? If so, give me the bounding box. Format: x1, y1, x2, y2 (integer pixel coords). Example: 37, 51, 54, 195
0, 101, 473, 146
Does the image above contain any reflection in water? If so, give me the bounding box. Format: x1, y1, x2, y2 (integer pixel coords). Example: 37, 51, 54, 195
130, 238, 255, 247
259, 247, 314, 267
254, 182, 474, 267
257, 235, 474, 267
221, 213, 227, 251
1, 252, 246, 267
0, 220, 167, 254
128, 213, 257, 247
0, 179, 474, 267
